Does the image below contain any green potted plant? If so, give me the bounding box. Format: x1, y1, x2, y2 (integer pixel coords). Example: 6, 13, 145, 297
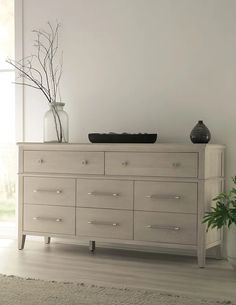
203, 176, 236, 269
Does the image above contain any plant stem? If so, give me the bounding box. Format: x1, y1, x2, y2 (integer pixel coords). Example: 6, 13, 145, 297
51, 104, 63, 142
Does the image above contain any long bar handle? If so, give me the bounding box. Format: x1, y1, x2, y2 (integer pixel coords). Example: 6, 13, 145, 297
33, 216, 62, 222
88, 220, 119, 226
145, 224, 181, 231
145, 195, 181, 200
33, 189, 62, 194
88, 191, 120, 197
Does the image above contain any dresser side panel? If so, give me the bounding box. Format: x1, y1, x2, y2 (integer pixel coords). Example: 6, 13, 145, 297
204, 148, 225, 179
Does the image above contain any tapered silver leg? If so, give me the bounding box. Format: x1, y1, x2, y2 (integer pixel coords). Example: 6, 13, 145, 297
44, 237, 51, 244
18, 234, 26, 250
89, 240, 96, 252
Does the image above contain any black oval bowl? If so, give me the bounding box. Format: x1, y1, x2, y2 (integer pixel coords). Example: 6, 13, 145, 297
88, 133, 157, 143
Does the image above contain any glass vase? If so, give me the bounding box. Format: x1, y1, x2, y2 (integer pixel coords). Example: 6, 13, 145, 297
43, 102, 69, 143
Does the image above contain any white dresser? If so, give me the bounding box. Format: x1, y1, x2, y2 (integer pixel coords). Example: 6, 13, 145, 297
18, 143, 225, 267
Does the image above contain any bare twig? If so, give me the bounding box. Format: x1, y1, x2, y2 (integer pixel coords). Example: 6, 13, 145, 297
6, 22, 64, 142
6, 58, 51, 103
13, 82, 43, 90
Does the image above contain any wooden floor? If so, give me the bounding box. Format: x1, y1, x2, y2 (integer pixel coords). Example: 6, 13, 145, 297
0, 238, 236, 301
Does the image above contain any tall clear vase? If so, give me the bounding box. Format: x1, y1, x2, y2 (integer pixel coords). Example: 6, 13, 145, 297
43, 102, 69, 143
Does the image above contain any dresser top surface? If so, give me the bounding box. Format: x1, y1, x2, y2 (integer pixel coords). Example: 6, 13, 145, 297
17, 142, 225, 152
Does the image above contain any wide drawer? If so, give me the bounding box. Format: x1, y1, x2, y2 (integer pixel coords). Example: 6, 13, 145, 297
24, 177, 76, 206
134, 211, 197, 245
105, 152, 198, 177
24, 151, 104, 174
134, 181, 197, 213
77, 179, 133, 209
23, 204, 75, 235
76, 208, 133, 240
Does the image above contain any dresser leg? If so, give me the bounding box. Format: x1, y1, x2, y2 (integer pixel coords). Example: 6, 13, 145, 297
89, 240, 96, 252
44, 237, 51, 244
197, 248, 206, 268
18, 234, 26, 250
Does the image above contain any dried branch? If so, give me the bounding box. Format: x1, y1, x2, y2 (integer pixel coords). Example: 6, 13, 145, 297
6, 58, 51, 103
7, 22, 63, 105
13, 82, 43, 90
6, 22, 64, 142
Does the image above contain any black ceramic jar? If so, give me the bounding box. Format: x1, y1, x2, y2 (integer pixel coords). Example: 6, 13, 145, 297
190, 120, 211, 143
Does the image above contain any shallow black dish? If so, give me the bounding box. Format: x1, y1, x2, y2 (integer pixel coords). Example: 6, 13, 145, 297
88, 133, 157, 143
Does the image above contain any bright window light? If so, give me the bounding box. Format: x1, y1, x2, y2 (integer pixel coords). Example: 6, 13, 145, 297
0, 0, 16, 234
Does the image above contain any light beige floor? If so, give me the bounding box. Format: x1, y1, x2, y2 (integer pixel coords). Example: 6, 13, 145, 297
0, 238, 236, 301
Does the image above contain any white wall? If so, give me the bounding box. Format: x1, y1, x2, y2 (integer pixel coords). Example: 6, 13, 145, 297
19, 0, 236, 187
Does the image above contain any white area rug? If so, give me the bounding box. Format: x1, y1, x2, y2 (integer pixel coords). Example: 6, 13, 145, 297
0, 274, 234, 305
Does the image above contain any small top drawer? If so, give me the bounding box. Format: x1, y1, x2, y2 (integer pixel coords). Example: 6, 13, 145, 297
24, 151, 104, 174
105, 152, 198, 178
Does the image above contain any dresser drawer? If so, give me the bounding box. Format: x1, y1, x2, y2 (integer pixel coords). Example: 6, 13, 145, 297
77, 179, 133, 210
76, 208, 133, 240
134, 181, 197, 213
24, 177, 76, 206
105, 152, 198, 177
24, 151, 104, 174
134, 211, 196, 245
23, 204, 75, 235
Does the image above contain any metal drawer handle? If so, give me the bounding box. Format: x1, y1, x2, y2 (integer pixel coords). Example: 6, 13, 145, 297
33, 217, 62, 222
88, 220, 119, 226
121, 161, 128, 167
145, 195, 181, 200
38, 158, 44, 164
88, 191, 120, 197
145, 225, 181, 231
172, 162, 181, 168
81, 160, 88, 165
33, 189, 62, 194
